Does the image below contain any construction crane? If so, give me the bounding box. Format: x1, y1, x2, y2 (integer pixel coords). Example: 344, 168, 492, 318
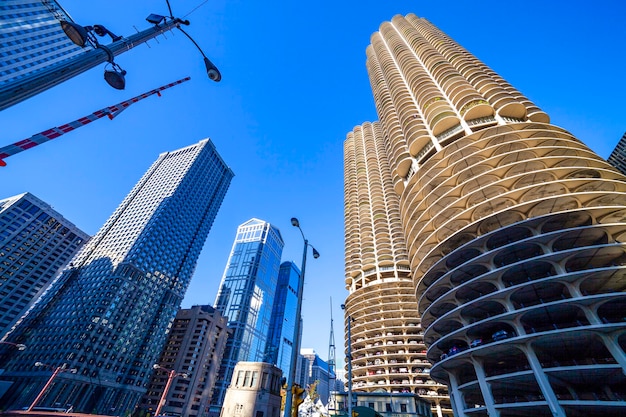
0, 76, 190, 167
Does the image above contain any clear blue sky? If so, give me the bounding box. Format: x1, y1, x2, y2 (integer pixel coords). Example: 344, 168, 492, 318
2, 0, 625, 366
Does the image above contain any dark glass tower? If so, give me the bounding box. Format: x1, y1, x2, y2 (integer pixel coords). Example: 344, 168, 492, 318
265, 261, 301, 377
210, 219, 284, 415
0, 192, 89, 339
0, 139, 233, 415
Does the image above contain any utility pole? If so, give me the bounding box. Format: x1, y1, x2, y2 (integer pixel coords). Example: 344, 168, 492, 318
0, 17, 188, 111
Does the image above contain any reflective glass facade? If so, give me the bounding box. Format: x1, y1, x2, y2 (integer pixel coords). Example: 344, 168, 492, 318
607, 132, 626, 176
0, 139, 233, 415
0, 192, 88, 338
266, 261, 301, 378
0, 1, 88, 86
211, 219, 284, 413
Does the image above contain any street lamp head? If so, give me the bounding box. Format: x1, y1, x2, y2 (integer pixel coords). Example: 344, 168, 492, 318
92, 24, 122, 42
104, 63, 127, 90
181, 373, 189, 379
204, 57, 221, 82
35, 362, 43, 367
16, 344, 26, 351
312, 247, 320, 259
60, 20, 89, 47
153, 364, 161, 370
291, 217, 300, 227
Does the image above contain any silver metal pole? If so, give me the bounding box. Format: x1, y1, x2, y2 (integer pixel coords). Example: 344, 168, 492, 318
284, 238, 308, 417
0, 18, 183, 111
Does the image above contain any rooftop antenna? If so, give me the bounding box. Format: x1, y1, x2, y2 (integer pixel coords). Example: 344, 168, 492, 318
328, 297, 337, 412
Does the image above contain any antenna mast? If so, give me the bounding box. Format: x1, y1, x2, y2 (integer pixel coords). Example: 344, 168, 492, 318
328, 297, 337, 410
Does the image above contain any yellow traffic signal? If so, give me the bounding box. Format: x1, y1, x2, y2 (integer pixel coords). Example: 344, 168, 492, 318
352, 411, 359, 417
291, 384, 306, 417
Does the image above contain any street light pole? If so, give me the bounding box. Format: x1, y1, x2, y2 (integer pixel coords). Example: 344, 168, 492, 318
153, 364, 188, 416
27, 362, 77, 412
0, 18, 183, 111
284, 217, 319, 417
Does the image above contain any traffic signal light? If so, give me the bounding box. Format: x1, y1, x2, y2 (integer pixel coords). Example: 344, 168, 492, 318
352, 411, 359, 417
291, 384, 306, 417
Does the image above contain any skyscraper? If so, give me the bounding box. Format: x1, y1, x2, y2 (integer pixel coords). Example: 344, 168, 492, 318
344, 122, 451, 417
0, 1, 86, 87
210, 219, 284, 415
0, 192, 89, 338
265, 261, 301, 378
607, 131, 626, 176
344, 13, 626, 417
0, 139, 233, 414
140, 305, 230, 417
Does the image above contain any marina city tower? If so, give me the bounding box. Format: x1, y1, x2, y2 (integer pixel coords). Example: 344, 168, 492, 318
343, 13, 626, 417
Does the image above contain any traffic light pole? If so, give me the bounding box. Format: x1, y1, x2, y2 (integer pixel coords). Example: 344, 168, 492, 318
0, 17, 183, 111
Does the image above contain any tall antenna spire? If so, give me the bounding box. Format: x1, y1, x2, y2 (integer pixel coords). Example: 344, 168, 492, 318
328, 297, 336, 405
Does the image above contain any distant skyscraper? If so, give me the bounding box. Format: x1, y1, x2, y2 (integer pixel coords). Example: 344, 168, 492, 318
0, 1, 87, 87
300, 348, 332, 406
210, 219, 284, 415
344, 122, 450, 416
607, 131, 626, 176
265, 261, 301, 378
0, 139, 233, 414
140, 305, 230, 417
346, 12, 626, 417
0, 192, 89, 338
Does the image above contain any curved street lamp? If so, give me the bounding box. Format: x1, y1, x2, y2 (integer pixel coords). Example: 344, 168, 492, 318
284, 217, 319, 417
0, 341, 26, 351
27, 362, 77, 412
152, 364, 189, 416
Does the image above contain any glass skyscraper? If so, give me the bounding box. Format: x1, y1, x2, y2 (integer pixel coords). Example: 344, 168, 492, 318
0, 1, 87, 87
0, 192, 89, 339
0, 139, 233, 415
266, 261, 301, 379
210, 219, 284, 415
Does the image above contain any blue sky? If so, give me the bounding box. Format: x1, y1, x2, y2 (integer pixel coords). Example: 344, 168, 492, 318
2, 0, 625, 365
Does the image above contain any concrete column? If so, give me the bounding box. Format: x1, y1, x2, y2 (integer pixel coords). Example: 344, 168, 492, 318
521, 344, 566, 417
471, 358, 499, 416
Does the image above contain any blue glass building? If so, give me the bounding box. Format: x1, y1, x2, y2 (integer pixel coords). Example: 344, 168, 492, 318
265, 261, 301, 379
0, 139, 233, 415
0, 1, 87, 87
0, 193, 89, 339
210, 219, 284, 414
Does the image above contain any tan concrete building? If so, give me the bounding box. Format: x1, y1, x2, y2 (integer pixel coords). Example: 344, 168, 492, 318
344, 12, 626, 417
344, 122, 450, 417
219, 362, 283, 417
141, 305, 229, 417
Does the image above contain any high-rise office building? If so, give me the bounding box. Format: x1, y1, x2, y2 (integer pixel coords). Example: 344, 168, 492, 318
344, 122, 450, 417
265, 261, 301, 378
0, 192, 89, 338
344, 13, 626, 417
210, 219, 284, 416
0, 139, 233, 414
607, 131, 626, 176
300, 348, 332, 406
140, 305, 230, 417
0, 1, 87, 87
